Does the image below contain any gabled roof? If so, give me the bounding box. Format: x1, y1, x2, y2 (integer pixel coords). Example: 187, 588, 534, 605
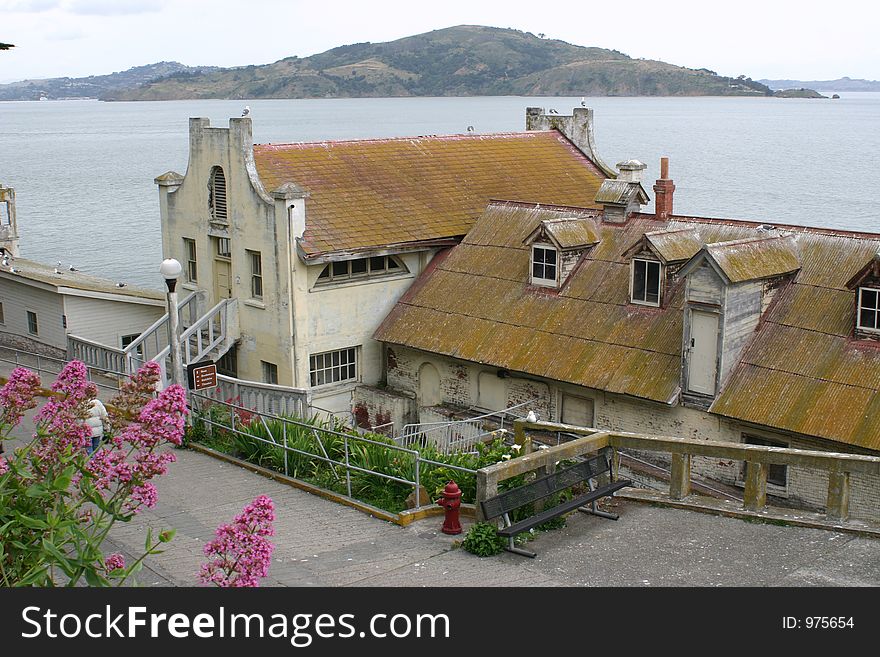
594, 179, 649, 206
845, 251, 880, 289
680, 235, 801, 283
252, 131, 607, 259
622, 228, 703, 265
523, 217, 601, 251
376, 205, 880, 450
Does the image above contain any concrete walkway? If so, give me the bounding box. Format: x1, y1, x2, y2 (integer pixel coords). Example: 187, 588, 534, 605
4, 394, 880, 587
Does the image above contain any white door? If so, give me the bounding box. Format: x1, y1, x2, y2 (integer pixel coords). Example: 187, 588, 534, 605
688, 310, 719, 395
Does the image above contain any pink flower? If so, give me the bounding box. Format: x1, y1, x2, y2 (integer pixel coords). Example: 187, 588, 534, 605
198, 495, 276, 588
104, 553, 125, 572
0, 455, 8, 475
0, 367, 41, 430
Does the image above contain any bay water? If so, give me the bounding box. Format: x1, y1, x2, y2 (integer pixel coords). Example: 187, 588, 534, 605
1, 94, 878, 288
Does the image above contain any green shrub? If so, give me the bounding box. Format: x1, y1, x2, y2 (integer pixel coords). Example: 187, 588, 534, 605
461, 522, 506, 557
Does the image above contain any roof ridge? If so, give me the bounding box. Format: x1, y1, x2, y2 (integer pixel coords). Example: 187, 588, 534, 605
254, 130, 556, 149
706, 234, 793, 249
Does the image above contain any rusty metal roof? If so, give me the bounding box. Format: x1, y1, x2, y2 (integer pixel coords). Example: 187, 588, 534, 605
698, 235, 801, 283
377, 203, 880, 450
531, 217, 601, 250
594, 179, 648, 206
252, 131, 606, 258
645, 228, 703, 264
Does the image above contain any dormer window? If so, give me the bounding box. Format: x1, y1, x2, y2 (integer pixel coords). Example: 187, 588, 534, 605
857, 287, 880, 332
530, 244, 558, 288
631, 258, 661, 306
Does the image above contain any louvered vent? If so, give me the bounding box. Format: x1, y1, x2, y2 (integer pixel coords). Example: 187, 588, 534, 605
209, 166, 228, 223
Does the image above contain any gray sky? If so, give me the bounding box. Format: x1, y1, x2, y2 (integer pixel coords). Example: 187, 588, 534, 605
1, 0, 878, 83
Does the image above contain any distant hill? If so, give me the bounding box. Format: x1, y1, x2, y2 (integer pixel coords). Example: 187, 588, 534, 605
760, 77, 880, 92
105, 25, 775, 101
0, 61, 219, 101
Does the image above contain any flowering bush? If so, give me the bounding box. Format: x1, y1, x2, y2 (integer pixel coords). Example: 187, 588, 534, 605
198, 495, 276, 587
0, 361, 186, 586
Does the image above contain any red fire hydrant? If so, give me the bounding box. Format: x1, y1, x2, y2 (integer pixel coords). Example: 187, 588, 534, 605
436, 480, 463, 535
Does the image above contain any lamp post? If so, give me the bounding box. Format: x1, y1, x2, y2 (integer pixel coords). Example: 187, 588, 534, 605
160, 258, 185, 388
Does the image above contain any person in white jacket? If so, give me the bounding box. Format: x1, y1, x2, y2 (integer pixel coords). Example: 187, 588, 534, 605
86, 398, 109, 455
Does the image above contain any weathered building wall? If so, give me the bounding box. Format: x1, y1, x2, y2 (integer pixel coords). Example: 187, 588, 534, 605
719, 280, 762, 383
386, 344, 880, 521
63, 295, 164, 349
0, 279, 65, 350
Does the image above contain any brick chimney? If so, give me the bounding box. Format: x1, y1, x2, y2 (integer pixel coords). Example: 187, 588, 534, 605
653, 157, 675, 221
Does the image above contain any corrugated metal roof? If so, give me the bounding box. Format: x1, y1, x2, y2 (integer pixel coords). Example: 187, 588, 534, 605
705, 235, 801, 283
595, 179, 636, 204
543, 218, 601, 249
645, 228, 703, 264
253, 131, 606, 257
377, 203, 880, 450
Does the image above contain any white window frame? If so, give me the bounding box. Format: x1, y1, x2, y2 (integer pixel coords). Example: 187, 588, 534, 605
247, 250, 263, 300
309, 347, 359, 387
261, 360, 278, 385
857, 287, 880, 333
630, 258, 662, 307
183, 238, 198, 283
315, 255, 405, 286
530, 244, 558, 288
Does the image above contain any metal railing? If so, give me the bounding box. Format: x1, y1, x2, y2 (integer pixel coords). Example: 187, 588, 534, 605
199, 372, 311, 418
0, 344, 125, 394
190, 393, 477, 511
397, 399, 535, 453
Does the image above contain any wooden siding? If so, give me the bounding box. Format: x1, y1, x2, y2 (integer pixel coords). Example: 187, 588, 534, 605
719, 281, 762, 383
63, 296, 164, 348
687, 263, 723, 305
0, 279, 66, 349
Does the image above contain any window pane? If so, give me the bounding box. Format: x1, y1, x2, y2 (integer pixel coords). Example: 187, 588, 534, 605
318, 265, 330, 279
862, 288, 878, 310
632, 260, 646, 301
369, 256, 386, 272
861, 308, 877, 329
544, 248, 557, 265
351, 258, 367, 275
387, 258, 400, 269
646, 261, 661, 304
332, 261, 348, 278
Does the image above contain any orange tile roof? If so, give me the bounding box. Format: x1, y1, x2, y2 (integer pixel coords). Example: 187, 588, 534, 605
376, 203, 880, 450
252, 131, 606, 257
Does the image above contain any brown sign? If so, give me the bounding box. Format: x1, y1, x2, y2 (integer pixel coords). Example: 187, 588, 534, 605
187, 360, 218, 391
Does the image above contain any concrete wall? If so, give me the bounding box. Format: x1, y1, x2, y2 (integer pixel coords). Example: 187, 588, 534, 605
385, 344, 880, 521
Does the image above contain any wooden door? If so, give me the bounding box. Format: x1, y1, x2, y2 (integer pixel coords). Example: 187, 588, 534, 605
688, 310, 719, 395
214, 259, 232, 300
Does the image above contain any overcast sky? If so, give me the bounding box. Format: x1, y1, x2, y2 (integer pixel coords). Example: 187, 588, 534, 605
1, 0, 878, 83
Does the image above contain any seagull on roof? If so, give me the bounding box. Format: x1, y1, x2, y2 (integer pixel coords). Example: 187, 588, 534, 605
241, 105, 250, 117
580, 97, 586, 107
548, 108, 558, 114
68, 264, 78, 272
526, 410, 537, 423
115, 282, 126, 288
466, 125, 474, 132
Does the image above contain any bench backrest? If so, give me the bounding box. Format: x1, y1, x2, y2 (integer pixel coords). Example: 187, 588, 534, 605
481, 447, 613, 520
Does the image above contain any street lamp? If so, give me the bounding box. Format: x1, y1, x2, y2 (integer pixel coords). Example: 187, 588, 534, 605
160, 258, 185, 388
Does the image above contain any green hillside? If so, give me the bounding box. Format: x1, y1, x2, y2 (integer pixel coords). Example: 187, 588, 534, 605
105, 25, 773, 100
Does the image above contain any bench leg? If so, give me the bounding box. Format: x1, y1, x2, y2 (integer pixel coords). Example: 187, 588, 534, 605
501, 513, 536, 558
578, 480, 620, 520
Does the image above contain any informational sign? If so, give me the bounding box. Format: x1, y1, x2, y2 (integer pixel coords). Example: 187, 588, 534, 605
186, 359, 218, 391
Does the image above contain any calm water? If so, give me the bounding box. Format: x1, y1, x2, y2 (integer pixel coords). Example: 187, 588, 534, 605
1, 94, 879, 287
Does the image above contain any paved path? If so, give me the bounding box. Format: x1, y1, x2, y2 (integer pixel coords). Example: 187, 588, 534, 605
5, 395, 880, 587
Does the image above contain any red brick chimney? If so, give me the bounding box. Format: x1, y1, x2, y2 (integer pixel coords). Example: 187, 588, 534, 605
653, 157, 675, 221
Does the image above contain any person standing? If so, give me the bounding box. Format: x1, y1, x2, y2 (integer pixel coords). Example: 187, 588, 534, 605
86, 397, 109, 455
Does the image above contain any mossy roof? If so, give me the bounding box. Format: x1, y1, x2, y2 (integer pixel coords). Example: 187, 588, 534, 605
252, 131, 606, 257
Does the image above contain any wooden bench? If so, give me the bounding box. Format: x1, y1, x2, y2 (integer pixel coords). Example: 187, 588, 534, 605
480, 447, 632, 558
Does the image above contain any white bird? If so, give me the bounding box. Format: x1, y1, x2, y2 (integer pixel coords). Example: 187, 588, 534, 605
241, 105, 250, 117
9, 267, 20, 274
68, 264, 78, 272
54, 267, 61, 274
115, 282, 126, 288
580, 97, 586, 107
526, 410, 537, 423
466, 125, 474, 132
548, 108, 558, 114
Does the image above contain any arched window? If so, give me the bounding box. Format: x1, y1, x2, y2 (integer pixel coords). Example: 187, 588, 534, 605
208, 166, 227, 223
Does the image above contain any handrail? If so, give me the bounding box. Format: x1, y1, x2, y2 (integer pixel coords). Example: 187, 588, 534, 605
123, 290, 202, 367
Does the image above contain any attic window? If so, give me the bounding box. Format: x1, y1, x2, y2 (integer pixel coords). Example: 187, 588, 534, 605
208, 166, 228, 223
857, 287, 880, 333
530, 244, 558, 288
315, 255, 405, 285
631, 258, 661, 306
